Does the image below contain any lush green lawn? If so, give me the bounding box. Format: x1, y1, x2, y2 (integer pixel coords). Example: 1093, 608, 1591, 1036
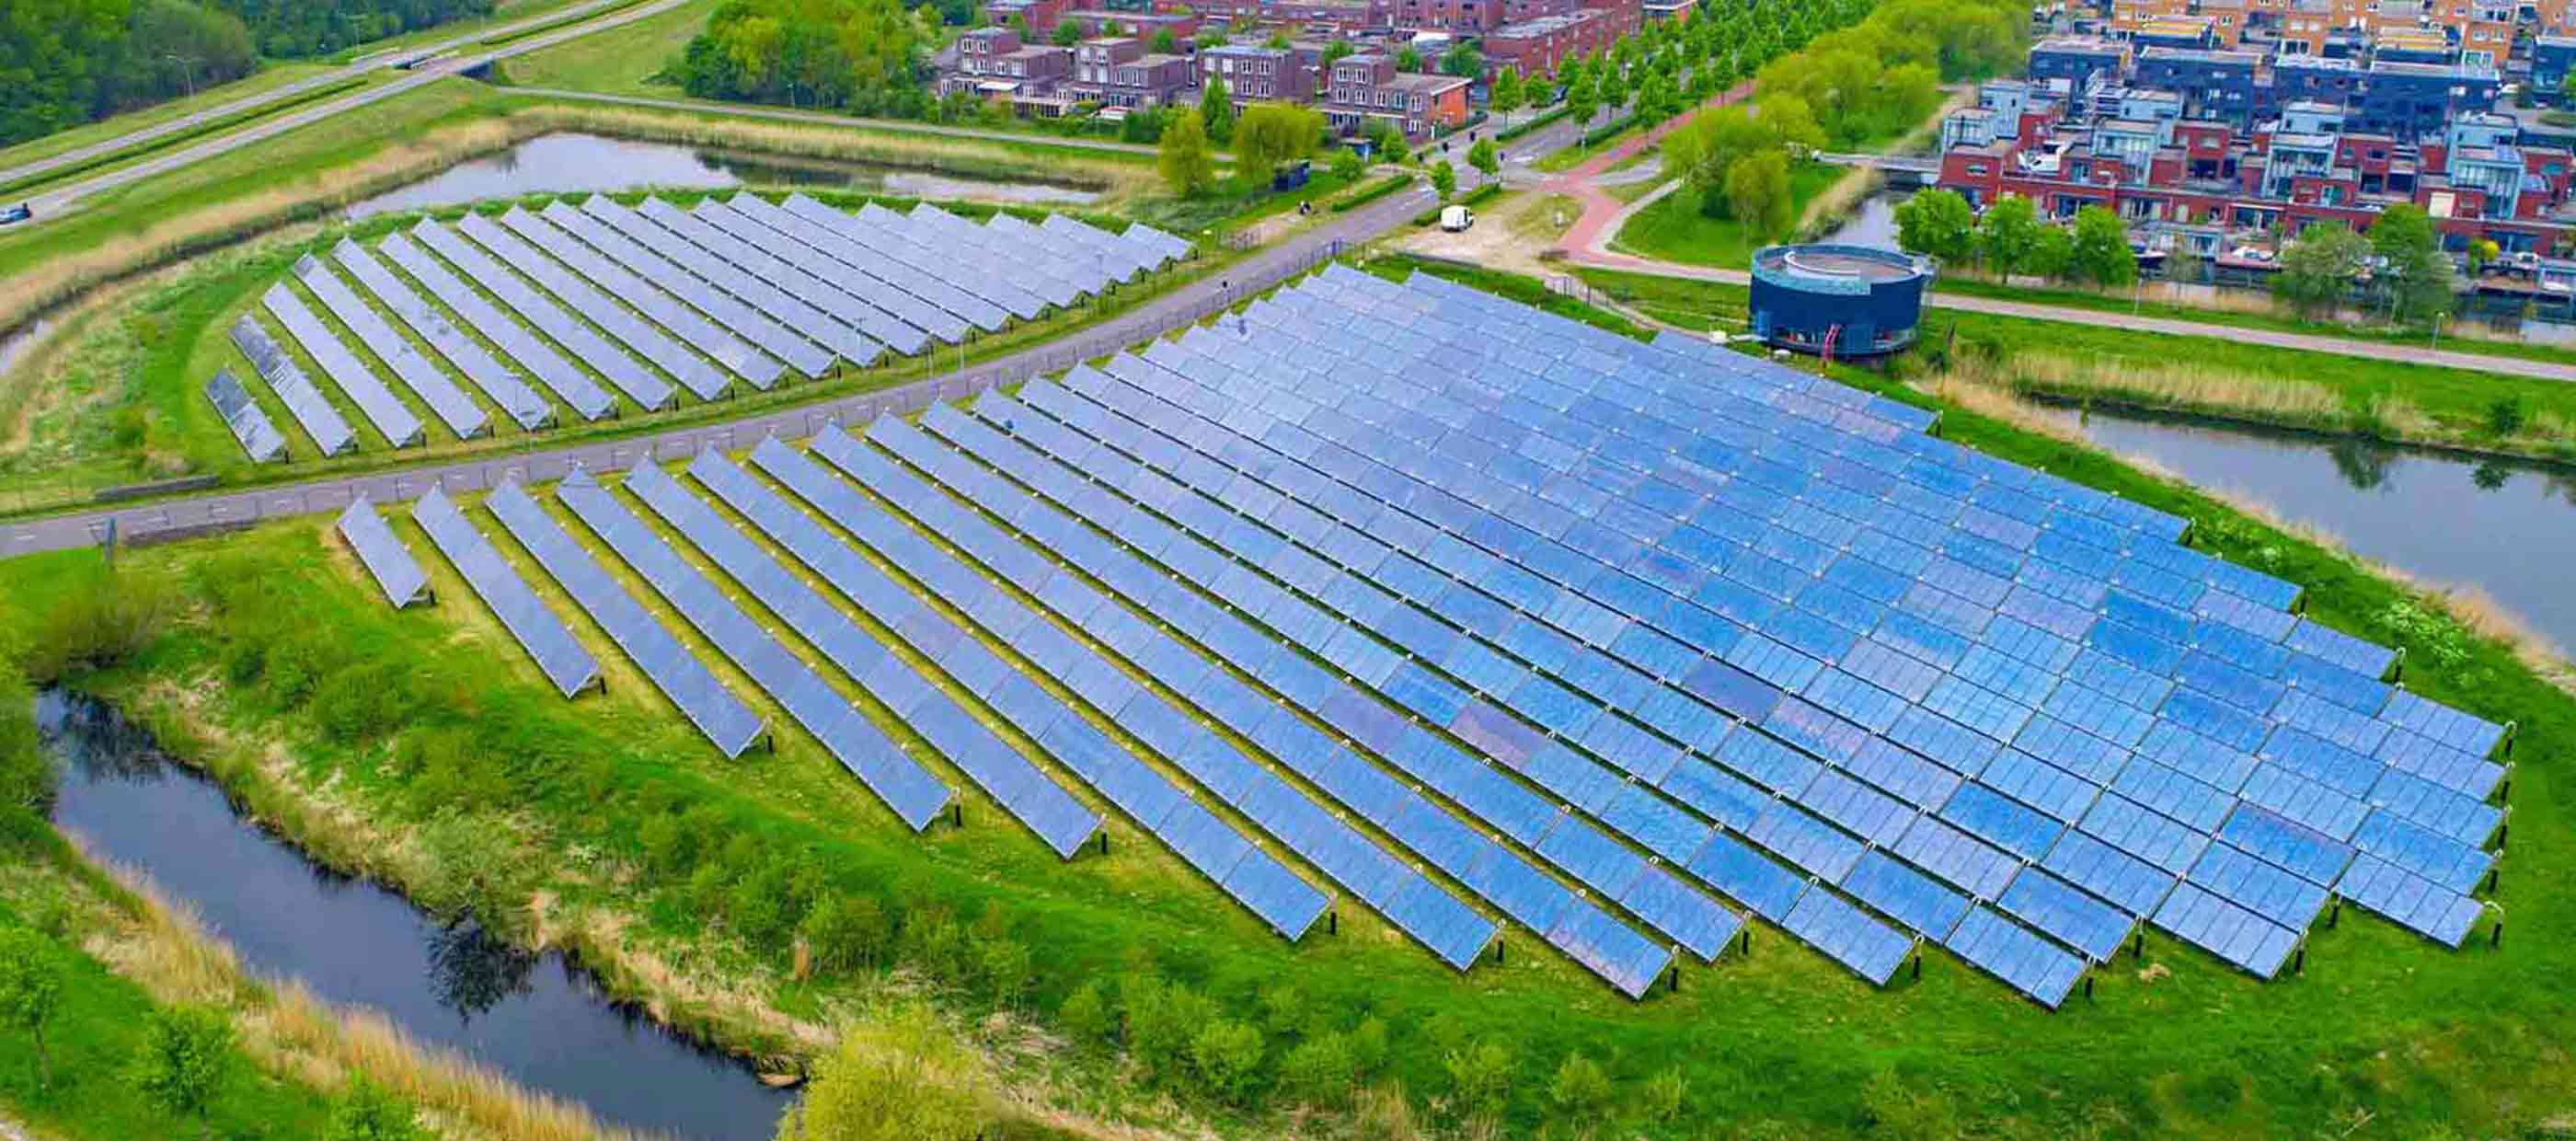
1575, 266, 2576, 460
494, 0, 717, 95
7, 254, 2571, 1138
1609, 160, 1843, 268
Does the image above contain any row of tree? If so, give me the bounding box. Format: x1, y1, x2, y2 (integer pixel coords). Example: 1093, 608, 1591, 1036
672, 0, 932, 119
1894, 189, 2138, 287
2271, 201, 2456, 324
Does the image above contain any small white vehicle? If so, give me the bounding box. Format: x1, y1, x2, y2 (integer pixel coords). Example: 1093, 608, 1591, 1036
1441, 204, 1475, 232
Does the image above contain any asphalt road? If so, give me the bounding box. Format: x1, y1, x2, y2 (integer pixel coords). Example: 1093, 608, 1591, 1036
2, 186, 1434, 559
11, 0, 696, 221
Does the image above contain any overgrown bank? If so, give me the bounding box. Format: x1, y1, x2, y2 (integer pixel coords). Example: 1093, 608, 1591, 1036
2, 254, 2572, 1136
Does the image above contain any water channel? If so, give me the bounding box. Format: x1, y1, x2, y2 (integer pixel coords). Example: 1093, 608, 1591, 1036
40, 689, 795, 1141
348, 131, 1103, 219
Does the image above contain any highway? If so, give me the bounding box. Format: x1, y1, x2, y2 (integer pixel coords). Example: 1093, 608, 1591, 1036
8, 0, 696, 221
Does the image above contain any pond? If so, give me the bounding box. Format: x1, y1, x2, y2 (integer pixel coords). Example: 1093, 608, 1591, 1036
347, 131, 1102, 219
2065, 409, 2576, 656
1816, 189, 1903, 250
40, 689, 796, 1141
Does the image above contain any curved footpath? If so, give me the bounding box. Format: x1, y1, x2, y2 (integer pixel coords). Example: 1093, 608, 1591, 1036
1, 187, 1432, 559
16, 0, 700, 221
1548, 108, 2576, 385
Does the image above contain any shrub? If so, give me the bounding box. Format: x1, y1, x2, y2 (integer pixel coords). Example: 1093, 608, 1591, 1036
1125, 978, 1217, 1082
1641, 1065, 1688, 1122
1331, 173, 1412, 213
978, 938, 1030, 1010
326, 1075, 429, 1141
1058, 981, 1110, 1048
1548, 1051, 1613, 1119
779, 1001, 990, 1141
1443, 1037, 1514, 1119
801, 893, 891, 977
1279, 1031, 1354, 1107
638, 812, 697, 875
412, 811, 534, 926
1190, 1019, 1264, 1104
729, 865, 800, 952
2489, 396, 2527, 436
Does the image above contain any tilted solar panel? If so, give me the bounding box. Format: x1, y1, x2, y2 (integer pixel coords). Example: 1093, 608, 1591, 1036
335, 238, 555, 431
481, 209, 759, 396
259, 282, 424, 448
411, 219, 676, 412
292, 254, 489, 439
379, 230, 615, 421
201, 367, 288, 463
412, 487, 600, 698
229, 316, 354, 455
336, 496, 431, 607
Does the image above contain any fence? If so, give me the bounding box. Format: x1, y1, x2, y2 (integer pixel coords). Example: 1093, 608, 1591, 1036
46, 237, 1351, 559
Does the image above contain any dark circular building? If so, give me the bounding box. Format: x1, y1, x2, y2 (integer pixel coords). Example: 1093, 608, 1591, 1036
1748, 244, 1934, 358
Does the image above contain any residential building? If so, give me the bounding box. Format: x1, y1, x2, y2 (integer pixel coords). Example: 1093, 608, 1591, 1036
1067, 38, 1196, 108
2030, 36, 2135, 89
1322, 51, 1472, 137
2132, 47, 2262, 122
1198, 42, 1319, 102
1486, 6, 1635, 77
942, 28, 1076, 103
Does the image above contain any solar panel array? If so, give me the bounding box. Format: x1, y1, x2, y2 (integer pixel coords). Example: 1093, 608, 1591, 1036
488, 477, 767, 757
293, 253, 489, 439
495, 206, 778, 394
413, 218, 680, 412
710, 196, 969, 344
379, 229, 617, 421
562, 467, 954, 830
337, 496, 431, 607
201, 367, 287, 463
260, 282, 426, 448
334, 238, 556, 431
412, 486, 602, 698
706, 440, 1328, 938
228, 316, 354, 455
568, 197, 839, 378
766, 265, 2508, 1006
625, 459, 1088, 846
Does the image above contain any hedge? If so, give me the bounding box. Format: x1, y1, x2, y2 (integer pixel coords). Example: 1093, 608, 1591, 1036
1329, 173, 1413, 213
1494, 105, 1572, 143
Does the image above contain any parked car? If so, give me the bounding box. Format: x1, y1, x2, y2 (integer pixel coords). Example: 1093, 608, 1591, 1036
0, 203, 29, 226
1441, 204, 1474, 232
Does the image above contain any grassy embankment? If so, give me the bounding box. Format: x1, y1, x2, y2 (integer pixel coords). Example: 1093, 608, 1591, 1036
0, 84, 1340, 518
0, 64, 342, 176
1574, 265, 2576, 465
4, 251, 2571, 1137
1609, 160, 1845, 267
493, 0, 720, 96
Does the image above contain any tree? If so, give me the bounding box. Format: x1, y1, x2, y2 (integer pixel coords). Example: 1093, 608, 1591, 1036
132, 1006, 234, 1138
1490, 66, 1524, 123
1279, 1032, 1355, 1107
2273, 221, 2367, 318
1321, 39, 1353, 65
1977, 193, 2044, 278
1152, 27, 1176, 52
327, 1077, 429, 1141
1758, 92, 1825, 156
1568, 84, 1598, 130
1330, 144, 1363, 180
1051, 18, 1080, 45
1198, 74, 1235, 144
2028, 222, 2076, 281
1430, 158, 1457, 200
776, 1002, 989, 1141
1157, 109, 1218, 195
1726, 147, 1794, 243
2371, 202, 2454, 324
2467, 236, 2501, 275
1233, 100, 1323, 180
1467, 137, 1500, 177
0, 929, 63, 1091
1192, 27, 1222, 48
2069, 204, 2137, 288
1893, 187, 1976, 263
799, 893, 890, 976
1264, 29, 1290, 48
2560, 67, 2576, 106
1396, 45, 1424, 73
1441, 42, 1484, 77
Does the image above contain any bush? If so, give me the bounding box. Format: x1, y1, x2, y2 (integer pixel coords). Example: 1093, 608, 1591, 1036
1190, 1019, 1264, 1104
801, 893, 891, 977
1443, 1037, 1514, 1119
978, 939, 1030, 1009
1057, 981, 1110, 1048
1495, 104, 1571, 142
412, 811, 534, 926
1124, 977, 1218, 1082
1641, 1065, 1688, 1122
20, 564, 182, 684
1279, 1031, 1355, 1107
1548, 1051, 1613, 1119
778, 1001, 990, 1141
326, 1076, 429, 1141
1330, 173, 1412, 213
2490, 396, 2526, 435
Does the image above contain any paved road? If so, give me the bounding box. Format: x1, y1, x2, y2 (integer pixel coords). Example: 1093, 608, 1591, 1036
3, 187, 1435, 559
15, 0, 696, 221
510, 88, 1193, 158
0, 0, 653, 192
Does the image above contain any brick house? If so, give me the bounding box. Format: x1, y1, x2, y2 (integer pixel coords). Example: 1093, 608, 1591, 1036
1067, 38, 1197, 108
1322, 52, 1471, 138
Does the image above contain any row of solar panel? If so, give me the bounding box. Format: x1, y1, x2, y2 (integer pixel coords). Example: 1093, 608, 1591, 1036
851, 413, 1732, 997
228, 317, 354, 456
201, 368, 288, 464
973, 272, 2483, 988
938, 368, 2093, 997
716, 438, 1331, 939
1247, 274, 2493, 958
1288, 272, 2493, 968
799, 424, 1529, 980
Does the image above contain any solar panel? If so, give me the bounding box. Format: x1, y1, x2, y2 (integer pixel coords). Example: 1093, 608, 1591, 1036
412, 487, 599, 698
291, 254, 489, 439
228, 316, 353, 455
378, 230, 615, 421
559, 465, 950, 830
201, 367, 287, 463
1943, 905, 2084, 1008
412, 219, 677, 412
727, 193, 993, 336
259, 282, 424, 448
631, 196, 888, 363
2335, 852, 2483, 946
1782, 888, 1913, 985
572, 197, 840, 376
481, 209, 759, 396
687, 198, 930, 353
486, 478, 765, 757
523, 203, 796, 386
336, 496, 431, 607
334, 238, 555, 431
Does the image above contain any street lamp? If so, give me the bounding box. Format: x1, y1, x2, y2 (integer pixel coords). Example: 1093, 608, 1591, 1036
162, 53, 199, 99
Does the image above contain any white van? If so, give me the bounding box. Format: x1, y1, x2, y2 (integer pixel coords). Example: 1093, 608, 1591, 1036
1441, 205, 1474, 232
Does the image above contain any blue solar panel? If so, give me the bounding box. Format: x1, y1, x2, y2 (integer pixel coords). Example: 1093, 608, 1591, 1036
1841, 850, 1970, 939
2153, 882, 2299, 978
2336, 853, 2483, 947
1945, 905, 2084, 1008
1783, 889, 1913, 985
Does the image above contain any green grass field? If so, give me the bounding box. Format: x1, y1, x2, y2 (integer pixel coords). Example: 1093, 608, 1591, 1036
6, 255, 2570, 1137
493, 0, 717, 95
1608, 161, 1846, 269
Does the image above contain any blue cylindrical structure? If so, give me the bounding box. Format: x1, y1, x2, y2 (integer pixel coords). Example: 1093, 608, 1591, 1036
1748, 244, 1934, 357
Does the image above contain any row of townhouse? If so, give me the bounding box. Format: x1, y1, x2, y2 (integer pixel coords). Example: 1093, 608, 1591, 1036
1936, 68, 2576, 251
